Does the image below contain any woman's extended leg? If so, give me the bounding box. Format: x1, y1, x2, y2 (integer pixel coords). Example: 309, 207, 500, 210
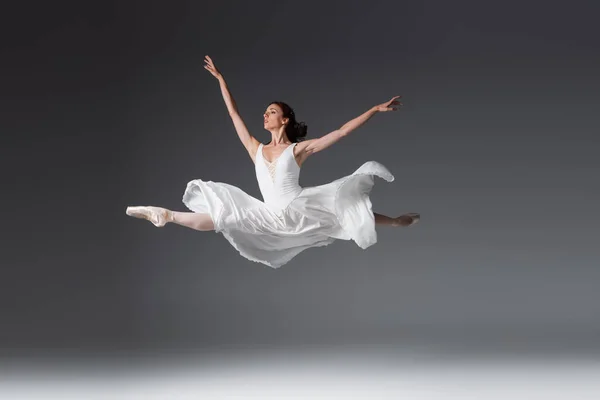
126, 206, 215, 231
170, 211, 215, 231
374, 212, 420, 227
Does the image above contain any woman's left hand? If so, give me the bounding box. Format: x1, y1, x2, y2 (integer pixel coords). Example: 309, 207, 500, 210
375, 96, 403, 112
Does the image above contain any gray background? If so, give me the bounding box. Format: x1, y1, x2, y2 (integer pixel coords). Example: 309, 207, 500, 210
3, 0, 599, 359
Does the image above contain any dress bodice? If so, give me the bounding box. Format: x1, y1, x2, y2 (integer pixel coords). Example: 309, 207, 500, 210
255, 143, 302, 209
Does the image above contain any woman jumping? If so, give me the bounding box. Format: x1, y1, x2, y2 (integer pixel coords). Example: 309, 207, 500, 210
126, 55, 420, 268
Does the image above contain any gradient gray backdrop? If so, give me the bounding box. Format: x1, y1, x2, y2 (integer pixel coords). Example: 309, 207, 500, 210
3, 0, 599, 360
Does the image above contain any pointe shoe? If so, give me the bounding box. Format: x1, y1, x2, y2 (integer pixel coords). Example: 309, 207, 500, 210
126, 206, 172, 227
394, 212, 420, 227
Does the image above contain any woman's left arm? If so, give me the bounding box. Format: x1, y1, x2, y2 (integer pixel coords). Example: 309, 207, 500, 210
302, 96, 402, 156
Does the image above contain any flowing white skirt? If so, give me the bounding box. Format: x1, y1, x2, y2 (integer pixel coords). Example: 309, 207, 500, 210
182, 161, 394, 268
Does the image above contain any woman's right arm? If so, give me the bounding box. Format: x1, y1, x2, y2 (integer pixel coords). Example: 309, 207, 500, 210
215, 74, 238, 115
204, 56, 260, 160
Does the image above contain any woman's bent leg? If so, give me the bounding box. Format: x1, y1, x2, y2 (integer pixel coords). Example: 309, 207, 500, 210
374, 212, 420, 227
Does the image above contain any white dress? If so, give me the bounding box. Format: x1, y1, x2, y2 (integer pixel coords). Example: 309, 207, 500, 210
182, 142, 394, 268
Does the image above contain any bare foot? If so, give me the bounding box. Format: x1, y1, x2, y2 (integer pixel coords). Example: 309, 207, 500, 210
126, 206, 172, 227
392, 213, 420, 227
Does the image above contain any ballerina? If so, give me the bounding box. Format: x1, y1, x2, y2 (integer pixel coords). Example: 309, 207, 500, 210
126, 55, 420, 268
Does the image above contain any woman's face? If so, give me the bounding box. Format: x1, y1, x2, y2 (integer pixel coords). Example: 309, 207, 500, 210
263, 104, 287, 130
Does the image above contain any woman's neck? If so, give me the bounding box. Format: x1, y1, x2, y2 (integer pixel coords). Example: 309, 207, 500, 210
270, 134, 291, 146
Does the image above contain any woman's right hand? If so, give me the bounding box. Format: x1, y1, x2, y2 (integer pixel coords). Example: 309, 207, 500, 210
203, 55, 222, 79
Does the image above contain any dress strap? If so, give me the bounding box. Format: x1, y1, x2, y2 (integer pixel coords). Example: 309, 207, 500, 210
257, 143, 264, 161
